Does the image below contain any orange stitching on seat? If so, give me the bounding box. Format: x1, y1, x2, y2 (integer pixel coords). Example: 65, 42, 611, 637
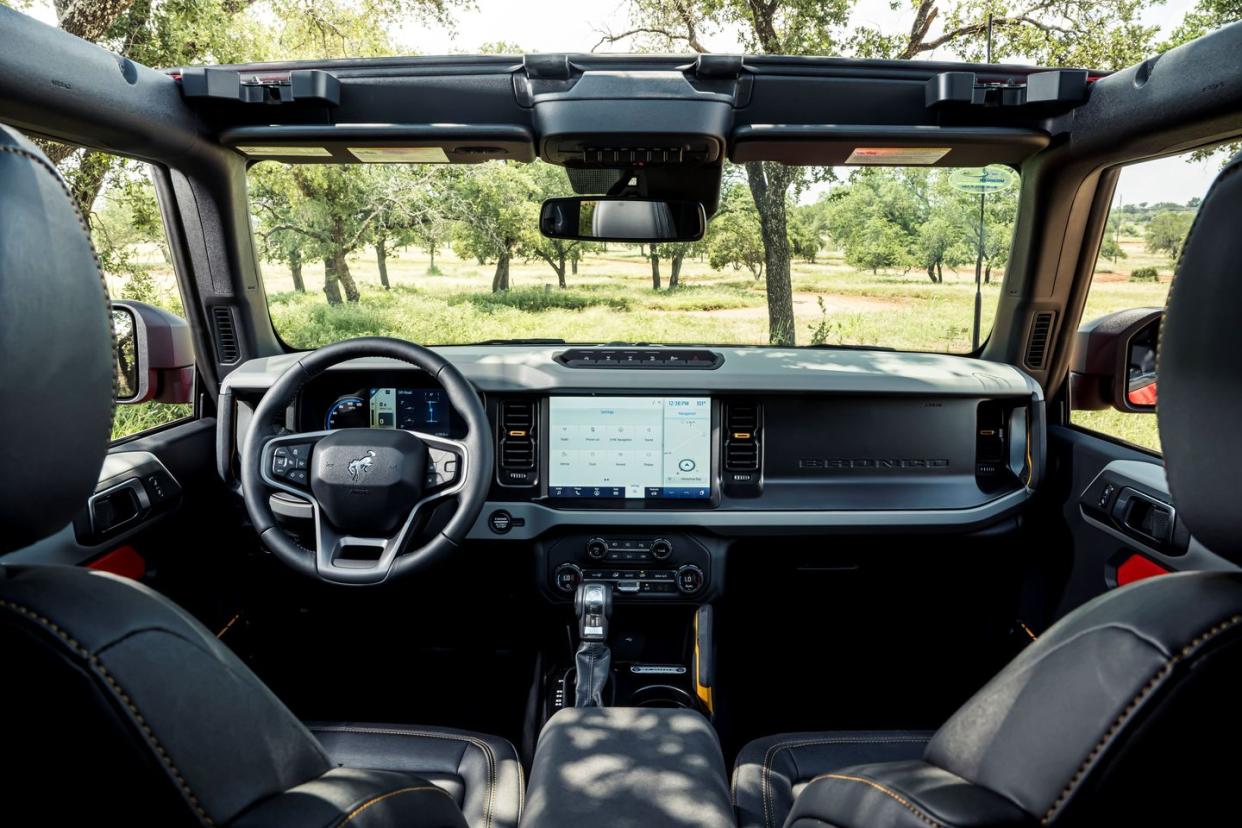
311, 725, 507, 828
0, 598, 214, 825
336, 784, 451, 826
816, 774, 944, 828
1040, 613, 1242, 824
750, 736, 930, 828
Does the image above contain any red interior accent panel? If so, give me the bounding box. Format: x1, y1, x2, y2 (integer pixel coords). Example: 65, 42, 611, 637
86, 546, 146, 580
1116, 554, 1170, 587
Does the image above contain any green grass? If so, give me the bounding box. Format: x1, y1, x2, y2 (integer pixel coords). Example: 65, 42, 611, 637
103, 236, 1177, 452
259, 246, 1004, 353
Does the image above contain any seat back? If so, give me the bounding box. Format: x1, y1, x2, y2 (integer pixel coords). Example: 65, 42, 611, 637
0, 127, 466, 827
785, 151, 1242, 828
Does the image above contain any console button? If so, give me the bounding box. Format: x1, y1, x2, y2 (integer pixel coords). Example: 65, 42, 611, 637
586, 537, 608, 560
676, 564, 704, 595
651, 538, 673, 560
554, 563, 582, 593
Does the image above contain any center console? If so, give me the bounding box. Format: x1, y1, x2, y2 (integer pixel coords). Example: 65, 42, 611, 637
523, 707, 734, 828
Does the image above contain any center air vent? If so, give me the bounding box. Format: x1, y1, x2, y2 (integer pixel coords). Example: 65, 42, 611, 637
723, 401, 762, 494
1024, 311, 1056, 370
498, 399, 538, 487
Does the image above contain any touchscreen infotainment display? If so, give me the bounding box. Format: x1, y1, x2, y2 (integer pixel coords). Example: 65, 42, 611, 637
548, 397, 711, 499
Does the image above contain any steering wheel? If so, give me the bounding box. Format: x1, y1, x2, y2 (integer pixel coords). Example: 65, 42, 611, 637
240, 337, 493, 585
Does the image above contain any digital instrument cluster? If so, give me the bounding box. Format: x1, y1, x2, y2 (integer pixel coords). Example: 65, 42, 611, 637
324, 387, 453, 437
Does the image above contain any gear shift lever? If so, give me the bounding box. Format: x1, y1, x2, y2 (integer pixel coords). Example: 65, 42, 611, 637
573, 582, 613, 707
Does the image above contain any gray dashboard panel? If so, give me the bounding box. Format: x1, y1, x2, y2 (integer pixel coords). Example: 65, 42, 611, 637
221, 346, 1043, 535
221, 346, 1042, 397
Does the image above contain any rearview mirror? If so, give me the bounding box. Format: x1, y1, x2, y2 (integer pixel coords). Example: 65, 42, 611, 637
112, 301, 196, 405
540, 197, 705, 243
1069, 308, 1162, 413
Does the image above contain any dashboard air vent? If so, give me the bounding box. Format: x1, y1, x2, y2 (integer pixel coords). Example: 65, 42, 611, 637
498, 399, 537, 486
211, 306, 240, 364
723, 402, 762, 493
1024, 311, 1055, 370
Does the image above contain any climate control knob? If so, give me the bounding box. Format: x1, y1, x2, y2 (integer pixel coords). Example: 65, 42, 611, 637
554, 563, 583, 593
675, 564, 704, 595
651, 538, 673, 560
586, 537, 608, 560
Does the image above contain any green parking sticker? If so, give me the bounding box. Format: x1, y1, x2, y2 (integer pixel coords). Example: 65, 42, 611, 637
949, 165, 1017, 194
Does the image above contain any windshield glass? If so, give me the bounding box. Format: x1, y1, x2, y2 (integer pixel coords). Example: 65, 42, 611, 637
250, 160, 1016, 351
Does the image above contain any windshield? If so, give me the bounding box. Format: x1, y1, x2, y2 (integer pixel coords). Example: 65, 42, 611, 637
250, 160, 1016, 351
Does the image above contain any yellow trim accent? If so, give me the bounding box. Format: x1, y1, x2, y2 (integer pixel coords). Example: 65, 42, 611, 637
507, 429, 527, 437
1017, 620, 1038, 642
732, 432, 752, 439
694, 612, 714, 715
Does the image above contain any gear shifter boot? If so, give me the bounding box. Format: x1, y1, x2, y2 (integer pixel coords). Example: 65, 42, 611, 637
574, 641, 612, 707
573, 583, 614, 707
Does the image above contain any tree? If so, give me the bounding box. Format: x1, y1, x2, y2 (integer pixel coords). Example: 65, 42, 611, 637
606, 0, 1167, 344
1146, 211, 1195, 259
789, 202, 827, 262
1099, 236, 1126, 266
658, 241, 703, 288
707, 184, 766, 279
37, 0, 465, 223
517, 163, 582, 287
449, 162, 541, 292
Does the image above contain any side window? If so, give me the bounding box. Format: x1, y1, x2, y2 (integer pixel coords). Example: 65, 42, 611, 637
39, 140, 195, 440
1070, 148, 1220, 453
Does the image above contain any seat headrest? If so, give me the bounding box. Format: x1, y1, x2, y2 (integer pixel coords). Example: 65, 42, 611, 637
1159, 150, 1242, 560
0, 125, 115, 553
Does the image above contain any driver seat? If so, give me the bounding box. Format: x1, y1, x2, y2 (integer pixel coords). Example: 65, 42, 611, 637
0, 127, 523, 826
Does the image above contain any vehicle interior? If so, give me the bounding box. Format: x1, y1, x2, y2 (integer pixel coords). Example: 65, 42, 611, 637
3, 8, 1242, 827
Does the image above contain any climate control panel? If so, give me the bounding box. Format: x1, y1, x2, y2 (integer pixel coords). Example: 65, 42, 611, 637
541, 533, 718, 602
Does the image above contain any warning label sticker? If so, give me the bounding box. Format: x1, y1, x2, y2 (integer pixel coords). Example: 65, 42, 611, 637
845, 147, 951, 165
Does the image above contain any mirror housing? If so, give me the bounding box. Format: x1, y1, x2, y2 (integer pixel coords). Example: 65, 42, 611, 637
112, 301, 196, 405
540, 197, 706, 242
1069, 307, 1162, 413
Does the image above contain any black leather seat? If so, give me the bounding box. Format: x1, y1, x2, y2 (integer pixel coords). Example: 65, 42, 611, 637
732, 731, 934, 828
734, 151, 1242, 828
0, 125, 522, 827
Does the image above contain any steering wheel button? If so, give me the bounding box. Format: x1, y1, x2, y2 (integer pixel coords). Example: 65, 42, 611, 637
287, 469, 308, 485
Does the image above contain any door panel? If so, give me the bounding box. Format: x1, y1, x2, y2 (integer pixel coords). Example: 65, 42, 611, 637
1048, 425, 1236, 620
9, 417, 254, 635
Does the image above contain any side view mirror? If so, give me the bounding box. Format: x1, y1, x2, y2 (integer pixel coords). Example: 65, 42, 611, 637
540, 197, 706, 242
112, 301, 196, 405
1069, 308, 1162, 413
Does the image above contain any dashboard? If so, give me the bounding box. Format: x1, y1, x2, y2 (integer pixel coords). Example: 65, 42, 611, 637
220, 345, 1045, 542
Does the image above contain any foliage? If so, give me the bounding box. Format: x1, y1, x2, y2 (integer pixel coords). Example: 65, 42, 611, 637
707, 184, 766, 278
1129, 266, 1159, 282
1145, 211, 1195, 259
821, 167, 1016, 282
1100, 236, 1127, 262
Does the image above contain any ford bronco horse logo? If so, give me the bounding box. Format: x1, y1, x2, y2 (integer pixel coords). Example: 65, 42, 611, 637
348, 450, 376, 482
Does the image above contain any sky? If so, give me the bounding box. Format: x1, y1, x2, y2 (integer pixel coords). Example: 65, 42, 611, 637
22, 0, 1223, 202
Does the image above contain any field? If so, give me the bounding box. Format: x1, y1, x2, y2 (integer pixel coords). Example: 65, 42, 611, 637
263, 247, 1003, 353
109, 236, 1172, 451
